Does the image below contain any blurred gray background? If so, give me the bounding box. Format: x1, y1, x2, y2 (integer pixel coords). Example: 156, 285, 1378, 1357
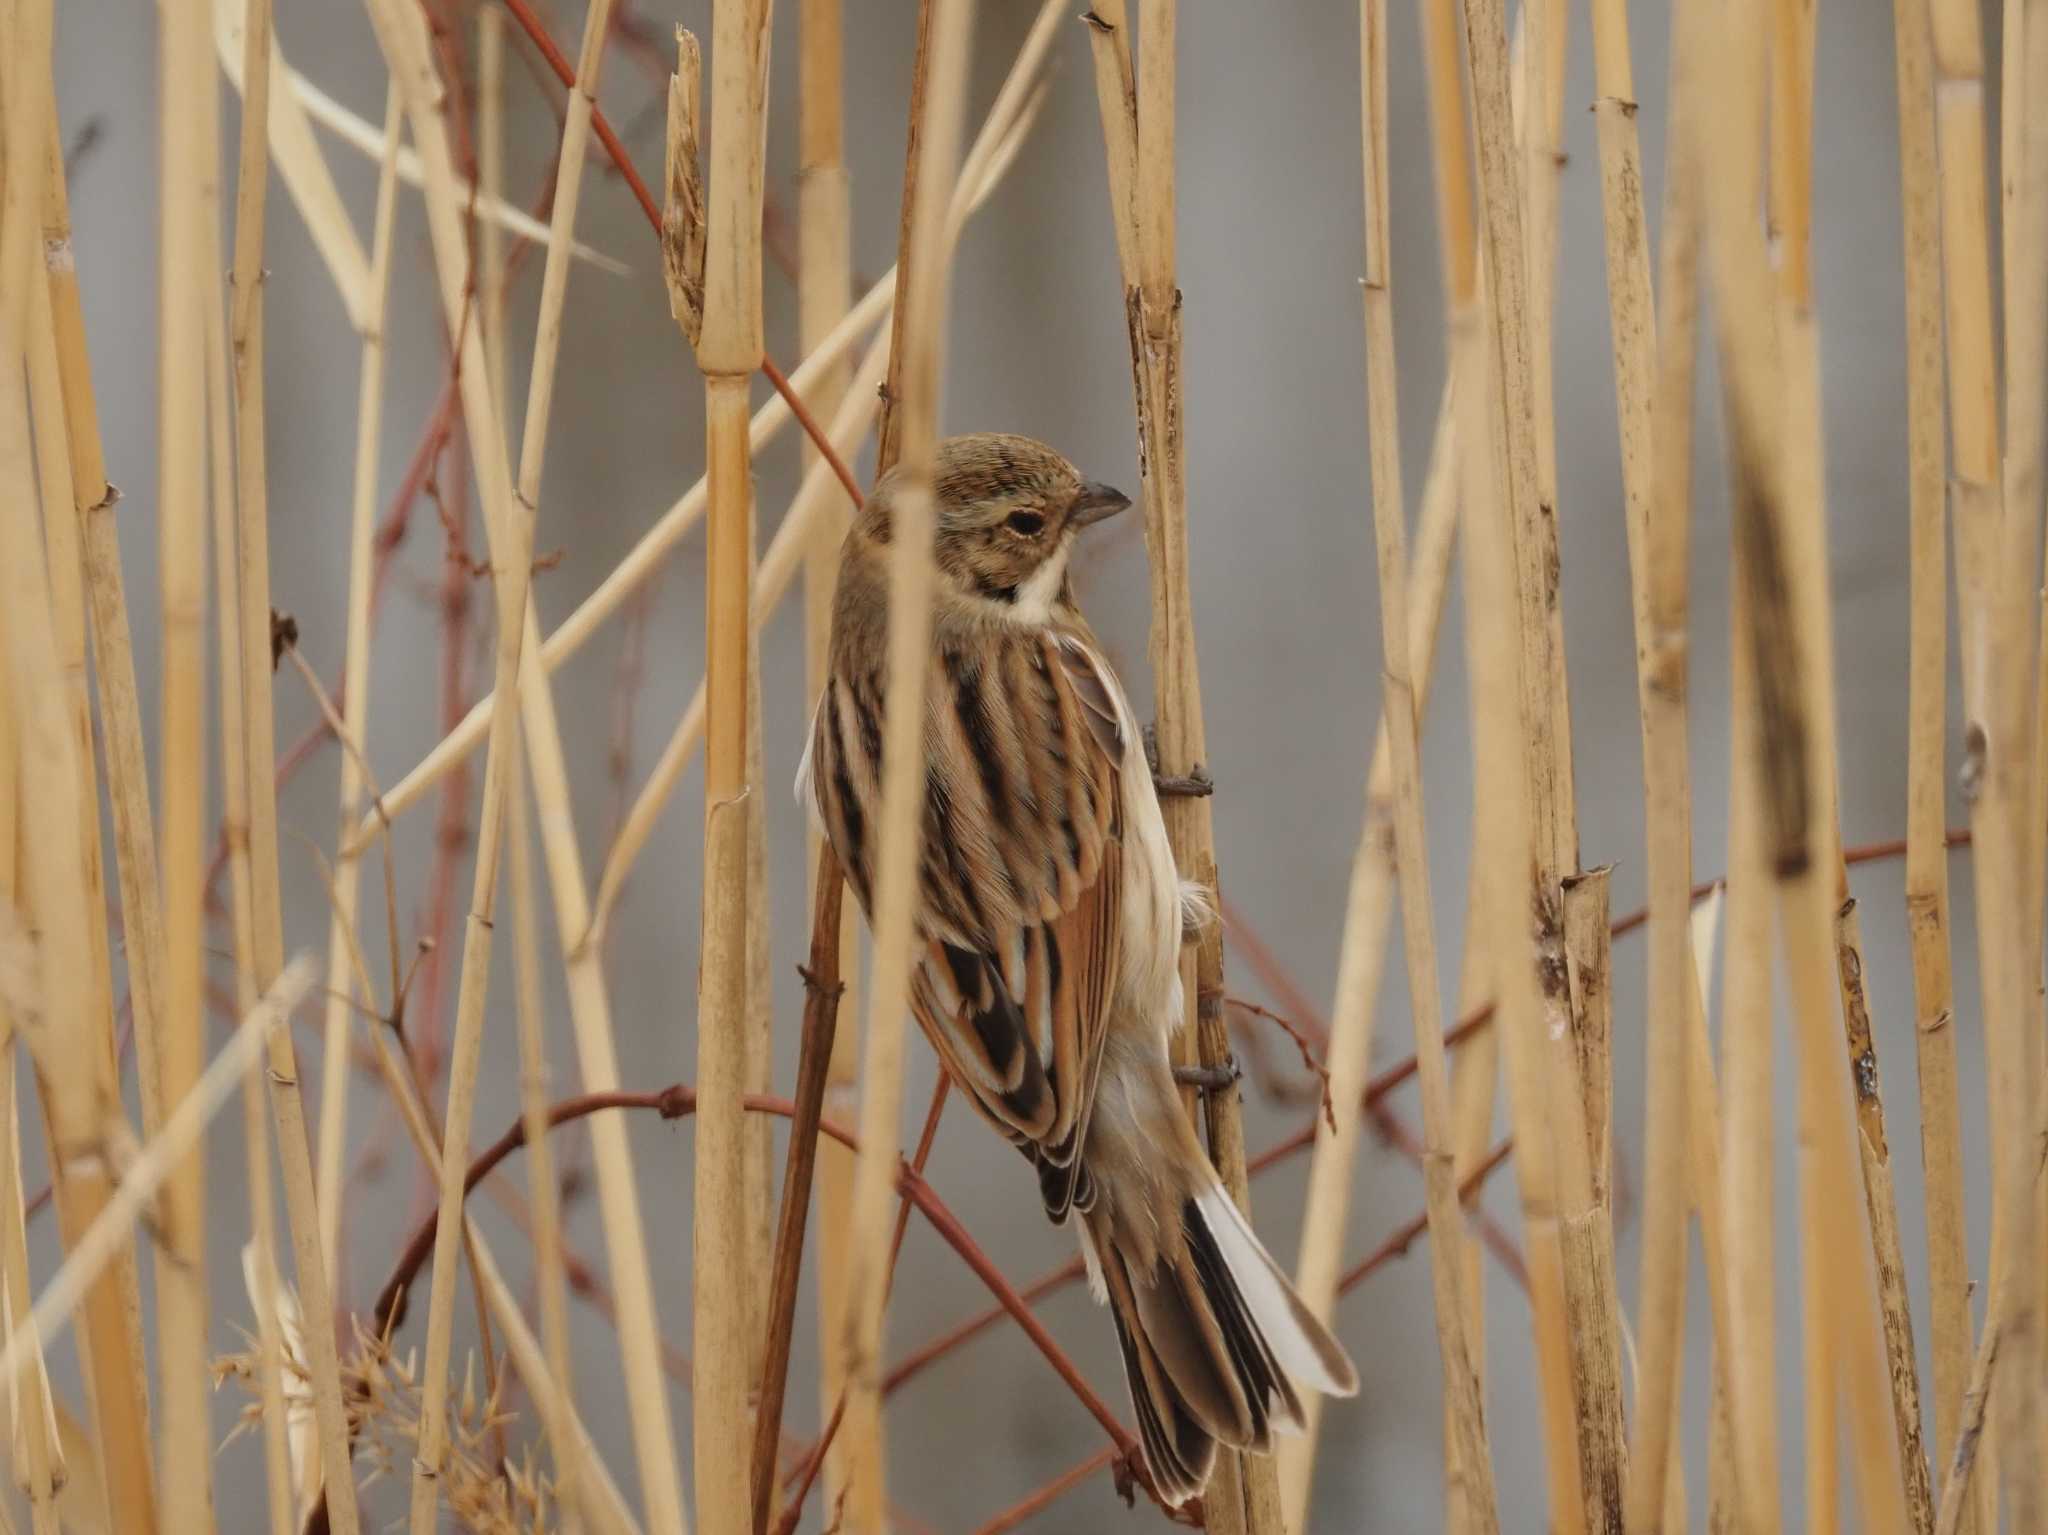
46, 0, 2002, 1529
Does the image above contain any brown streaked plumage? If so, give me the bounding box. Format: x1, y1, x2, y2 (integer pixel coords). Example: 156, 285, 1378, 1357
799, 432, 1357, 1505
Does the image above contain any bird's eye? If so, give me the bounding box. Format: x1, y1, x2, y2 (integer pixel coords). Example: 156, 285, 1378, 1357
1004, 510, 1046, 536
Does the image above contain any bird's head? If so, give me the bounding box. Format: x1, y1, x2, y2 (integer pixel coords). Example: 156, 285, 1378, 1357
860, 433, 1131, 617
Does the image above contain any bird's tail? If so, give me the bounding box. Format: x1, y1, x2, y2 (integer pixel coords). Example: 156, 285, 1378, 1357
1078, 1061, 1359, 1507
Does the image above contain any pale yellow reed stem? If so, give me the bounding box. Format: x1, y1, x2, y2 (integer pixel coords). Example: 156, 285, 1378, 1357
315, 83, 403, 1285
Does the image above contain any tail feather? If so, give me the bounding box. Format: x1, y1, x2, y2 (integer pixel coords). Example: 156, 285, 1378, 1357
1086, 1176, 1359, 1506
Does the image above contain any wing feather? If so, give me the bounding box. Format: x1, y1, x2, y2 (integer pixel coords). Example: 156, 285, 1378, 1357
809, 622, 1132, 1177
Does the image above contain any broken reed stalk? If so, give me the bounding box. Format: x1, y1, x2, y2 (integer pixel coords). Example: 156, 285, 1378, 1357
693, 0, 775, 1526
1556, 870, 1626, 1531
1834, 898, 1938, 1529
1586, 0, 1694, 1513
361, 1, 691, 1525
1891, 0, 1975, 1518
1352, 0, 1501, 1508
399, 0, 616, 1526
837, 0, 975, 1514
796, 0, 867, 1514
314, 81, 402, 1280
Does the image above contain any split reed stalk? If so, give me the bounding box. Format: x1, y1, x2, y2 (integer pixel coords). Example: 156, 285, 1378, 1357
5, 20, 143, 1535
1354, 28, 1502, 1511
314, 82, 403, 1279
39, 98, 168, 1153
797, 0, 869, 1514
1417, 0, 1585, 1519
361, 1, 690, 1524
694, 0, 775, 1526
1890, 0, 1975, 1523
838, 0, 975, 1513
1445, 860, 1499, 1535
1586, 0, 1695, 1514
220, 6, 365, 1515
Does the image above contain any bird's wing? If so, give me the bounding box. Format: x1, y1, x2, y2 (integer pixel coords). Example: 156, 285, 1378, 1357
901, 627, 1128, 1203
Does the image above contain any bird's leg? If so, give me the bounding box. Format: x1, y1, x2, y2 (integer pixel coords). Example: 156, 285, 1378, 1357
1144, 721, 1214, 799
1172, 1061, 1241, 1093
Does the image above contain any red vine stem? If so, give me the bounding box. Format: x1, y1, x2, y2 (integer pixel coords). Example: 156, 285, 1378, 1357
494, 0, 865, 509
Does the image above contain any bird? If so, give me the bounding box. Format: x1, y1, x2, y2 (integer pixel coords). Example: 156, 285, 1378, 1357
798, 432, 1358, 1506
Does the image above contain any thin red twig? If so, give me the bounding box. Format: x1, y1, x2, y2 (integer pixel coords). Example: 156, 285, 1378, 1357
492, 0, 866, 509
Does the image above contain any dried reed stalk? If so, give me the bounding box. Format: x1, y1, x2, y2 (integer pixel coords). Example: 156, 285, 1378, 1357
314, 81, 402, 1280
205, 400, 295, 1535
214, 12, 372, 1531
797, 0, 868, 1513
1976, 0, 2048, 1510
1585, 0, 1693, 1515
1556, 869, 1626, 1530
1353, 10, 1501, 1510
1891, 0, 1974, 1515
210, 0, 372, 326
22, 162, 143, 1534
152, 0, 225, 1524
1084, 4, 1280, 1524
507, 749, 583, 1531
692, 0, 775, 1525
1697, 0, 1911, 1526
1416, 0, 1586, 1519
838, 0, 974, 1514
1925, 0, 2006, 1511
37, 106, 167, 1161
3, 19, 149, 1535
1834, 898, 1937, 1528
0, 599, 61, 1535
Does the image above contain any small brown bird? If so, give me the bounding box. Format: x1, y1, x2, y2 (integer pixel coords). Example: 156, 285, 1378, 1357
799, 433, 1357, 1504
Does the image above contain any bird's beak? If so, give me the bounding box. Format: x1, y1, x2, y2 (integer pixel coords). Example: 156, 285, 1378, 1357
1068, 481, 1133, 529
